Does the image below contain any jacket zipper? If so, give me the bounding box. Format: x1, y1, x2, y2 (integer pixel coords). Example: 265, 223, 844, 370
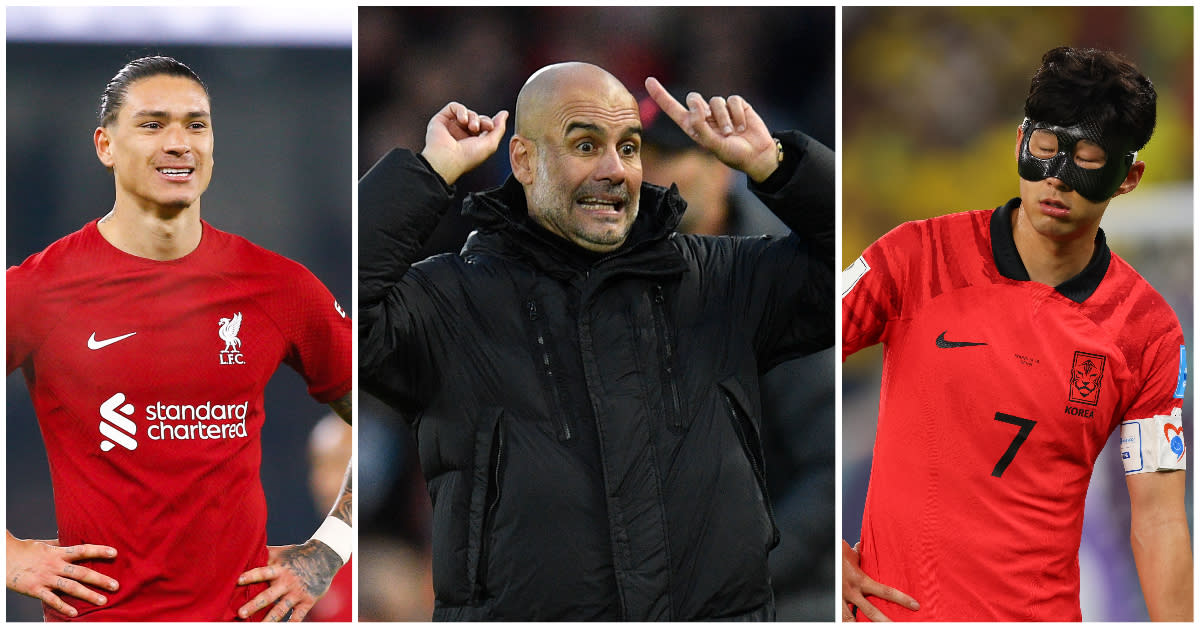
652, 285, 684, 430
527, 300, 572, 440
476, 419, 504, 599
724, 393, 780, 548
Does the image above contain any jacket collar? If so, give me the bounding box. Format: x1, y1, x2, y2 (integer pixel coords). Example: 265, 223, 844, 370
990, 197, 1110, 303
460, 175, 690, 280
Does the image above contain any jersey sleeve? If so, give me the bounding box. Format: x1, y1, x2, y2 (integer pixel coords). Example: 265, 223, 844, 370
7, 264, 36, 374
1119, 321, 1187, 475
6, 255, 58, 375
841, 222, 918, 359
275, 263, 352, 404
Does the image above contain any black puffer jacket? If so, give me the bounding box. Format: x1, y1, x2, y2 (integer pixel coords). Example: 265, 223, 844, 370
359, 131, 833, 620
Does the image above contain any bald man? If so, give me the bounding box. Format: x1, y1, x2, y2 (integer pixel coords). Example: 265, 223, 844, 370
359, 62, 833, 620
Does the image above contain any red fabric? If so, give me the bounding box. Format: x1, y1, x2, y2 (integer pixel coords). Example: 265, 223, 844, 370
843, 209, 1184, 620
8, 220, 351, 620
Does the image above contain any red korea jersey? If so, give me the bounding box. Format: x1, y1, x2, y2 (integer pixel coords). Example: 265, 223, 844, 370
7, 220, 351, 621
842, 200, 1186, 621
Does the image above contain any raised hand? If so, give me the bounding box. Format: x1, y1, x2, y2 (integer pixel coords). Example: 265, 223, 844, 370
420, 102, 509, 186
842, 539, 920, 622
644, 77, 779, 183
6, 533, 120, 618
236, 541, 343, 622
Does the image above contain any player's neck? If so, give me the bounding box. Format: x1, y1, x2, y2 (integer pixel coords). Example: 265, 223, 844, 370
1010, 209, 1097, 288
97, 202, 203, 261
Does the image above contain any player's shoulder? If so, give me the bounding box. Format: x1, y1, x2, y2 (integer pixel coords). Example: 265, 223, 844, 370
8, 221, 102, 285
203, 222, 319, 280
871, 208, 990, 252
1098, 251, 1182, 332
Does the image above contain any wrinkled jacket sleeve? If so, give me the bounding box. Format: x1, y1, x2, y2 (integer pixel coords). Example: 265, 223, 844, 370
742, 130, 835, 372
358, 148, 455, 413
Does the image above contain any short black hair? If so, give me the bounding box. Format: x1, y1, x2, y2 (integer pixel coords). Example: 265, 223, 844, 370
98, 55, 209, 127
1024, 46, 1156, 151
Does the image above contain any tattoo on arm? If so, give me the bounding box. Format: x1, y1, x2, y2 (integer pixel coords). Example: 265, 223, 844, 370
328, 393, 352, 425
277, 542, 343, 597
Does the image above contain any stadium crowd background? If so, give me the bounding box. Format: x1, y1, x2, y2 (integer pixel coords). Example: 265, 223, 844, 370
358, 6, 836, 621
841, 6, 1193, 622
5, 6, 352, 621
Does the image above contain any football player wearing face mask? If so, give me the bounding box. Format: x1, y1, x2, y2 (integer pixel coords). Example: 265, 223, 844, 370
841, 46, 1190, 622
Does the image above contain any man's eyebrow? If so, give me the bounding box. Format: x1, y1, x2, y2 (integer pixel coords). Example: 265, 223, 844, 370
565, 121, 602, 136
564, 122, 643, 138
131, 109, 211, 119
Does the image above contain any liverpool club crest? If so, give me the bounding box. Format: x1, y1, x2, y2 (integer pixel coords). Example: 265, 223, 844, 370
219, 312, 245, 365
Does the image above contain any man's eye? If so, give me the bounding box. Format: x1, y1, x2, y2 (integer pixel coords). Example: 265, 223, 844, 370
141, 122, 162, 129
578, 141, 594, 152
620, 144, 638, 156
189, 122, 207, 130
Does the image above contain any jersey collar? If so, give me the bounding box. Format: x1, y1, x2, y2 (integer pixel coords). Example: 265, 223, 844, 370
990, 198, 1111, 303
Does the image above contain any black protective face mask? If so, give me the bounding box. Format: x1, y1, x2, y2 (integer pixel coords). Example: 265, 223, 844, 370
1017, 118, 1136, 203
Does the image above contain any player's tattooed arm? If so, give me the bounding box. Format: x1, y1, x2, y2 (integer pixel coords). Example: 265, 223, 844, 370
236, 414, 352, 622
236, 540, 343, 622
6, 531, 119, 618
328, 392, 351, 425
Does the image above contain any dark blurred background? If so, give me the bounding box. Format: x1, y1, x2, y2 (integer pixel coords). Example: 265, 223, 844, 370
841, 6, 1193, 622
357, 6, 836, 621
6, 6, 352, 621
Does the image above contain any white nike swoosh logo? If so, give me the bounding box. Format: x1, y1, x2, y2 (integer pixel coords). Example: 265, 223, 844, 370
88, 331, 138, 350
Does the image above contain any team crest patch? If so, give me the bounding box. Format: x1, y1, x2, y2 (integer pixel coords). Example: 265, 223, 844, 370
1068, 351, 1105, 406
219, 312, 245, 365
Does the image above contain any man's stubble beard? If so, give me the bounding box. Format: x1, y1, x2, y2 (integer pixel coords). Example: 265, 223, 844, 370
528, 170, 639, 251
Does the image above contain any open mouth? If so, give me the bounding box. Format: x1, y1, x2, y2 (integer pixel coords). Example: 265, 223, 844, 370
576, 197, 624, 215
157, 167, 194, 179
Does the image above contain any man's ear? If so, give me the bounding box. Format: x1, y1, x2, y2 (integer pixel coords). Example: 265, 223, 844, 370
1014, 124, 1025, 161
95, 126, 115, 168
510, 135, 535, 185
1112, 161, 1145, 198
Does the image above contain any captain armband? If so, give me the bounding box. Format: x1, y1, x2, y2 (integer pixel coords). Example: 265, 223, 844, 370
1121, 407, 1186, 474
841, 256, 870, 298
310, 516, 354, 564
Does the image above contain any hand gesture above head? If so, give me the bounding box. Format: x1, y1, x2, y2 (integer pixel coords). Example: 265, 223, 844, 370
644, 77, 779, 183
420, 102, 509, 185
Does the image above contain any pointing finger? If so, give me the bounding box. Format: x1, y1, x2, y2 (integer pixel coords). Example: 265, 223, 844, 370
644, 77, 691, 131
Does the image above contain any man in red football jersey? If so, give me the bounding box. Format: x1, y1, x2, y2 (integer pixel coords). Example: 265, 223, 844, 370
6, 56, 353, 622
842, 47, 1192, 621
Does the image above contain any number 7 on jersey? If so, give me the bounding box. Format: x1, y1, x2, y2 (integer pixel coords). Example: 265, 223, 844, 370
992, 413, 1037, 478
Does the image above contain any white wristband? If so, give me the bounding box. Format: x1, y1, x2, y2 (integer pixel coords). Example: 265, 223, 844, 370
310, 517, 353, 564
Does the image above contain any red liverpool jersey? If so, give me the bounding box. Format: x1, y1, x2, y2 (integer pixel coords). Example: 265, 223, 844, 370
842, 200, 1186, 621
7, 220, 351, 621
